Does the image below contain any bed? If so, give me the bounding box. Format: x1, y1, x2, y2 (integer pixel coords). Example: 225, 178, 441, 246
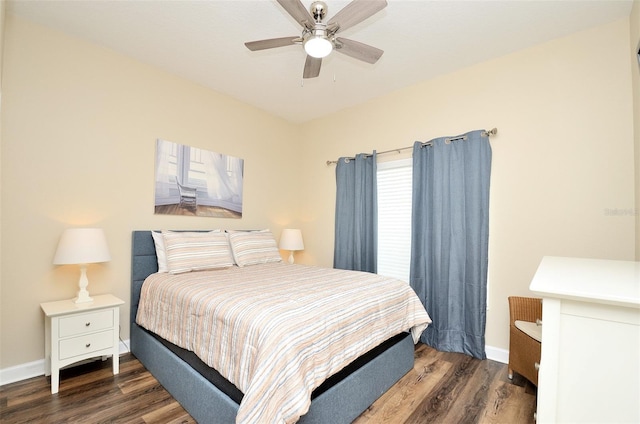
130, 230, 430, 423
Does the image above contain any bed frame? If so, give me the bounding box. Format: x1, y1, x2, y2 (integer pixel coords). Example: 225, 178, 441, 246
130, 230, 414, 423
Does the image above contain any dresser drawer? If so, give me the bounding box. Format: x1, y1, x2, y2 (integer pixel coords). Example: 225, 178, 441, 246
59, 309, 114, 338
59, 329, 114, 360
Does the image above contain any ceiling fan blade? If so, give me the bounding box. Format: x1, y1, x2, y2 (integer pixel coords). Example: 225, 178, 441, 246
276, 0, 315, 30
327, 0, 387, 33
245, 36, 298, 51
303, 55, 322, 79
335, 37, 383, 64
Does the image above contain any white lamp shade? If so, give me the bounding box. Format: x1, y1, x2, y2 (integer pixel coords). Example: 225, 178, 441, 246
280, 229, 304, 251
53, 228, 111, 265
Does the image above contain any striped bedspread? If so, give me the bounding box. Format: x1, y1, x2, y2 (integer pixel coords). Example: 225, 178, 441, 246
136, 263, 431, 424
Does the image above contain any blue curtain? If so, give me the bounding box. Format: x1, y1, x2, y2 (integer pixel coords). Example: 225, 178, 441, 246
333, 152, 378, 273
410, 130, 492, 359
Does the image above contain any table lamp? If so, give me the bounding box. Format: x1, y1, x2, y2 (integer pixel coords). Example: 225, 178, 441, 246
279, 229, 304, 264
53, 228, 111, 303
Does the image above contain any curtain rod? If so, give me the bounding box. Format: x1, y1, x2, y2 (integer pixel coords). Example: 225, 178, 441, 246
326, 127, 497, 166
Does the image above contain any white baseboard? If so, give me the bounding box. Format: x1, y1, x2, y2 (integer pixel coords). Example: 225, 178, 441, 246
0, 358, 45, 387
0, 340, 130, 386
486, 345, 509, 364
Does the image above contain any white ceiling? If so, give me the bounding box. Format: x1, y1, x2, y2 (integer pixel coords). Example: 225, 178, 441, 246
6, 0, 634, 123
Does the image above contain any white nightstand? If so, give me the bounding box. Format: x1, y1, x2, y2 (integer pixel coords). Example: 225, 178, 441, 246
40, 294, 124, 394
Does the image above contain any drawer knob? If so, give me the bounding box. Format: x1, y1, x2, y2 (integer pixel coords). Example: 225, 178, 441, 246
85, 343, 91, 348
535, 362, 540, 370
85, 322, 91, 327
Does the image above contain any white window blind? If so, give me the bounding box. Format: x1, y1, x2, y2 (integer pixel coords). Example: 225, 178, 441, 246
377, 159, 412, 283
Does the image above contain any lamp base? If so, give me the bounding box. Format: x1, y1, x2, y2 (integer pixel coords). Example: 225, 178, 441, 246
288, 251, 295, 264
75, 264, 93, 303
74, 292, 94, 304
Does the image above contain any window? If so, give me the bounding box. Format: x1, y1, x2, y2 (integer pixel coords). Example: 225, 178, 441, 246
377, 159, 412, 283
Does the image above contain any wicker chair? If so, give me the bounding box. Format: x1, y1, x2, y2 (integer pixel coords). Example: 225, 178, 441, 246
175, 177, 197, 210
508, 296, 542, 386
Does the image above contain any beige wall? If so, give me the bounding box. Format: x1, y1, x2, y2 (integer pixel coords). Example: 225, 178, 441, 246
0, 0, 5, 371
1, 13, 637, 370
632, 0, 640, 260
0, 15, 302, 368
298, 18, 636, 351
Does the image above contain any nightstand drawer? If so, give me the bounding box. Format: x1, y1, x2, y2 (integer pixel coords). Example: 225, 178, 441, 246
59, 329, 114, 359
59, 309, 114, 338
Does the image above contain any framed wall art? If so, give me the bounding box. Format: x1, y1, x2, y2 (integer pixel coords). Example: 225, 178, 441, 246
154, 139, 243, 218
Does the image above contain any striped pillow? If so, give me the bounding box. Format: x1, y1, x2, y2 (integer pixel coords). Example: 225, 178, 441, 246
162, 231, 234, 274
228, 230, 282, 267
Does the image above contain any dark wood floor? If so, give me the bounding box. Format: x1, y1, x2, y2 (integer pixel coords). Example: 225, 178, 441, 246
0, 344, 536, 423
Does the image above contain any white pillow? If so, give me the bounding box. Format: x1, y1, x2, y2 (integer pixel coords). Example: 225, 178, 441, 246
151, 231, 168, 273
162, 230, 234, 274
227, 230, 282, 267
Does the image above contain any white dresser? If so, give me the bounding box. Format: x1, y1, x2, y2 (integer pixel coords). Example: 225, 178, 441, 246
41, 294, 124, 394
530, 256, 640, 423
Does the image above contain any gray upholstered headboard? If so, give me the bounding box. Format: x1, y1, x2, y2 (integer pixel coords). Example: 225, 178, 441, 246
130, 231, 158, 328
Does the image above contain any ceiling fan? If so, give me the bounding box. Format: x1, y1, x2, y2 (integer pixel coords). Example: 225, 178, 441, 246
245, 0, 387, 79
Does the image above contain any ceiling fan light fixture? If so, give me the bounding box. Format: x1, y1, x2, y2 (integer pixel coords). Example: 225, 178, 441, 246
304, 34, 333, 58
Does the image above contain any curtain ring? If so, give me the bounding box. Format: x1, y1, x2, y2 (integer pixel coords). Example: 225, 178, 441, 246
343, 158, 350, 163
445, 135, 467, 144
